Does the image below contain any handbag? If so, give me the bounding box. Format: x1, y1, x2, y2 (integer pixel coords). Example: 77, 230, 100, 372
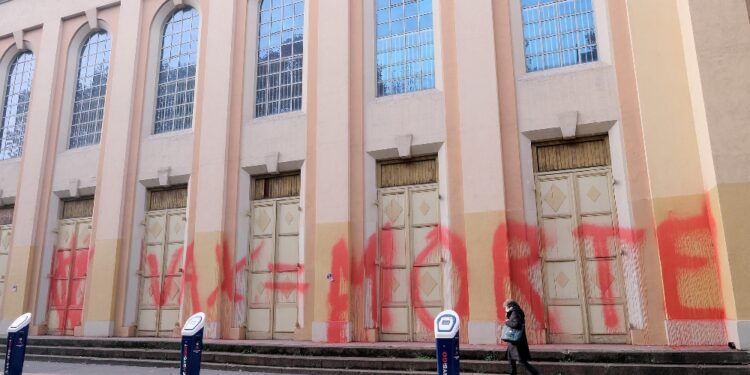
500, 324, 523, 343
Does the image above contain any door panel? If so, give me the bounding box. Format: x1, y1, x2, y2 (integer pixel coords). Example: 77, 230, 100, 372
539, 177, 572, 216
0, 225, 10, 304
410, 190, 439, 226
542, 218, 576, 261
276, 236, 298, 265
414, 266, 442, 304
382, 228, 407, 267
253, 204, 276, 236
383, 268, 409, 305
277, 202, 299, 235
381, 306, 409, 334
548, 305, 585, 335
381, 193, 406, 227
588, 304, 627, 335
250, 238, 273, 272
411, 226, 440, 264
544, 261, 581, 301
577, 174, 612, 214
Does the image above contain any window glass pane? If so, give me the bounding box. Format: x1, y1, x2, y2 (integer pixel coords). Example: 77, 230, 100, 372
154, 7, 199, 134
256, 0, 304, 117
69, 31, 112, 149
0, 51, 35, 160
376, 0, 434, 97
521, 0, 598, 72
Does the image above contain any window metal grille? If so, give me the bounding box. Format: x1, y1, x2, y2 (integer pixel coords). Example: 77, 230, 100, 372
154, 7, 199, 134
0, 51, 34, 160
378, 157, 437, 188
255, 0, 304, 117
521, 0, 598, 72
533, 136, 610, 172
253, 173, 300, 200
148, 186, 188, 211
376, 0, 434, 97
0, 206, 12, 226
61, 197, 95, 219
69, 32, 111, 149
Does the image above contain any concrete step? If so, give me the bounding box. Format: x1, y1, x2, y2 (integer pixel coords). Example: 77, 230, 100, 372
5, 338, 749, 375
23, 345, 487, 372
19, 337, 750, 365
24, 353, 750, 375
26, 354, 437, 375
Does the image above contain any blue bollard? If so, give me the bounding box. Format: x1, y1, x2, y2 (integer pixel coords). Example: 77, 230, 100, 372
179, 312, 206, 375
434, 310, 460, 375
4, 313, 32, 375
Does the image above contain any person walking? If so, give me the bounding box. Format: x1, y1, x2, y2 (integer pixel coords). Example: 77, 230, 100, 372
502, 299, 542, 375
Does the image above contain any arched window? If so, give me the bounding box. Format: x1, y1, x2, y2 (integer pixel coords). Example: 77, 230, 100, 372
69, 31, 112, 149
154, 7, 199, 134
0, 51, 34, 160
255, 0, 304, 117
521, 0, 598, 72
376, 0, 434, 97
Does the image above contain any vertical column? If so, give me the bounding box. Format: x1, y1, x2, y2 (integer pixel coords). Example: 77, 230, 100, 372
437, 0, 468, 341
185, 0, 237, 339
625, 0, 726, 346
82, 1, 143, 337
310, 0, 352, 343
676, 0, 750, 349
0, 21, 62, 329
608, 0, 668, 345
451, 0, 507, 345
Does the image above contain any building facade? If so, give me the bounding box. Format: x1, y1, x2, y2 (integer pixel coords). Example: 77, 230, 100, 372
0, 0, 748, 348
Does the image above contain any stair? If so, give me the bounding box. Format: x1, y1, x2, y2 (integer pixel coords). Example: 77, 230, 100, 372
2, 337, 749, 374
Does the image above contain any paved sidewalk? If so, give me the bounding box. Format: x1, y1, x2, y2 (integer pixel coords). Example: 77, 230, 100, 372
11, 361, 291, 375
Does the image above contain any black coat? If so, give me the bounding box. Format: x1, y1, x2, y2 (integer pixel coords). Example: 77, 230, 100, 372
504, 304, 531, 361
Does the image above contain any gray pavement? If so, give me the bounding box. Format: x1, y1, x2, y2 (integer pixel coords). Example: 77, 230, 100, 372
12, 361, 294, 375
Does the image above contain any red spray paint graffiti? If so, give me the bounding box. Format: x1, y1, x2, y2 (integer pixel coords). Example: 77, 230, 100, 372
377, 224, 395, 329
573, 224, 645, 331
503, 222, 550, 336
180, 242, 202, 313
207, 241, 245, 309
48, 230, 89, 333
327, 239, 351, 342
263, 263, 309, 293
410, 227, 470, 332
656, 200, 725, 321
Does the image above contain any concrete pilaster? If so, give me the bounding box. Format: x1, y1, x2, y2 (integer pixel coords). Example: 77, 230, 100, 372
0, 20, 62, 331
310, 0, 352, 343
83, 0, 143, 337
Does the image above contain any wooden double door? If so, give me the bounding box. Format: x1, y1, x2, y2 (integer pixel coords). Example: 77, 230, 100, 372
536, 168, 629, 344
137, 208, 186, 337
378, 184, 442, 342
247, 197, 301, 340
48, 218, 91, 335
